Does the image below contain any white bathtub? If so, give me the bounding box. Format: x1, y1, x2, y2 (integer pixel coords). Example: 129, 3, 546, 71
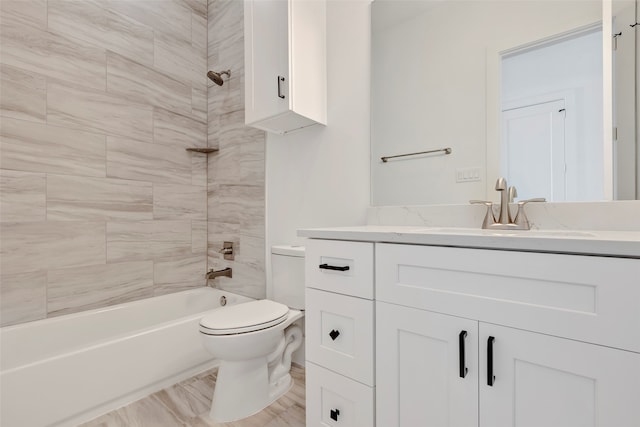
0, 287, 252, 427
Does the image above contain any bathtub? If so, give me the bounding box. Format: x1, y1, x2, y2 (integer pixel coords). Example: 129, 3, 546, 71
0, 287, 252, 427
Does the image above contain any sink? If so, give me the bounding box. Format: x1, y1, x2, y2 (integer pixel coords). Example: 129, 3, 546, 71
413, 227, 597, 238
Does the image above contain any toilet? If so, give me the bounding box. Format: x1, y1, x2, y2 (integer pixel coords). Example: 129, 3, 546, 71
199, 245, 305, 422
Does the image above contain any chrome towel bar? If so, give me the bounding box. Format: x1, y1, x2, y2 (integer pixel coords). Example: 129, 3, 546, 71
381, 147, 452, 163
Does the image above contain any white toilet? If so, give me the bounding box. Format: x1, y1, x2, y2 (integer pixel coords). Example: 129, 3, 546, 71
199, 245, 305, 422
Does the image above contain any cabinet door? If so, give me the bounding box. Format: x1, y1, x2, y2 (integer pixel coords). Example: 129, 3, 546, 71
244, 0, 288, 123
479, 323, 640, 427
376, 302, 478, 427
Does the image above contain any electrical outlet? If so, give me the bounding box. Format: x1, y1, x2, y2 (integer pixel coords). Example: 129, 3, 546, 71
456, 167, 481, 183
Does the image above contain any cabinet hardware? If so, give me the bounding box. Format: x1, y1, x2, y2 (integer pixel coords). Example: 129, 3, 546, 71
319, 263, 350, 272
330, 408, 340, 421
277, 75, 285, 99
459, 330, 468, 378
329, 329, 340, 341
487, 336, 496, 386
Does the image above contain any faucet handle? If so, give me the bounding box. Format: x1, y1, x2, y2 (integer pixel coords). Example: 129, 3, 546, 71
470, 200, 496, 229
517, 198, 546, 205
513, 198, 546, 229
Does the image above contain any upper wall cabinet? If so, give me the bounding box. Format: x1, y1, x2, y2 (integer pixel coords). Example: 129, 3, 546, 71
244, 0, 327, 134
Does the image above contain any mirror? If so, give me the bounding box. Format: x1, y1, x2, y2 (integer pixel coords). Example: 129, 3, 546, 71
371, 0, 639, 206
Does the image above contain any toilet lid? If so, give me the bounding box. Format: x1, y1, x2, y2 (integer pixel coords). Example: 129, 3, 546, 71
199, 300, 290, 335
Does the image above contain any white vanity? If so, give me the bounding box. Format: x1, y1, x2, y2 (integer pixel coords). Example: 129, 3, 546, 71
300, 226, 640, 427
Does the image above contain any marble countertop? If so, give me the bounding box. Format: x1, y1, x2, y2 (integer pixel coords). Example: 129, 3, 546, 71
297, 225, 640, 258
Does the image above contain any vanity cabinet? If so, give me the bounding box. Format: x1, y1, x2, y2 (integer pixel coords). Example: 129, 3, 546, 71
304, 236, 640, 427
304, 240, 375, 426
244, 0, 326, 134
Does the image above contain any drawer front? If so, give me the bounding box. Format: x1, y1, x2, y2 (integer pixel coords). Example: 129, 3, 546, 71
376, 243, 640, 352
306, 362, 375, 427
305, 239, 374, 299
306, 288, 374, 386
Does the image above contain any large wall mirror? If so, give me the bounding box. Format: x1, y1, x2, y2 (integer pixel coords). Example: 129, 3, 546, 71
371, 0, 639, 206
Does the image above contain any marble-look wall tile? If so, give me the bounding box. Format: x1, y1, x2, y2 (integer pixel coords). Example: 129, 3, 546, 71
47, 175, 153, 221
192, 12, 207, 52
154, 254, 206, 286
48, 0, 154, 66
0, 170, 46, 222
208, 184, 264, 228
0, 271, 47, 327
192, 86, 208, 122
207, 255, 265, 300
0, 64, 46, 123
47, 81, 153, 143
184, 0, 208, 18
0, 17, 107, 91
207, 0, 244, 81
192, 220, 207, 254
106, 136, 192, 184
154, 31, 206, 86
0, 0, 47, 30
47, 261, 154, 316
153, 184, 206, 220
0, 117, 107, 177
191, 154, 208, 187
207, 221, 239, 261
102, 0, 192, 43
153, 108, 207, 149
0, 221, 106, 275
106, 52, 192, 116
207, 74, 243, 115
107, 220, 192, 263
0, 0, 209, 326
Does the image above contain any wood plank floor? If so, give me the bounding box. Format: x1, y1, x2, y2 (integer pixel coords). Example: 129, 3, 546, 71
80, 365, 305, 427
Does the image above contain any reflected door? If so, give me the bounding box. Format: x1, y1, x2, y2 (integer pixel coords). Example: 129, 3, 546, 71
501, 100, 566, 201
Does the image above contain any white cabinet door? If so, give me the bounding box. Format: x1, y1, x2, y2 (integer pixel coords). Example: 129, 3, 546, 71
479, 323, 640, 427
244, 0, 326, 134
376, 302, 478, 427
244, 0, 288, 123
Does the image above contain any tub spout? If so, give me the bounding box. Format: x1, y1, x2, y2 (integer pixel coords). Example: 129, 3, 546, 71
206, 267, 232, 280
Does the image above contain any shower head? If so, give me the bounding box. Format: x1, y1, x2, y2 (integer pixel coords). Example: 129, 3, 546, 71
207, 70, 231, 86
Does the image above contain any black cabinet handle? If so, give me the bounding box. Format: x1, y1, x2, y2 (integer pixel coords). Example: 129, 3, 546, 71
459, 330, 468, 378
487, 336, 495, 386
277, 75, 285, 99
330, 408, 340, 421
329, 329, 340, 340
319, 263, 350, 271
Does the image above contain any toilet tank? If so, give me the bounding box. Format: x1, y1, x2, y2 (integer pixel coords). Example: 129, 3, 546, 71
271, 245, 305, 310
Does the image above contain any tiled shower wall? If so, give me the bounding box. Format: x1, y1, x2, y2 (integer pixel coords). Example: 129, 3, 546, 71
0, 0, 210, 326
206, 0, 266, 299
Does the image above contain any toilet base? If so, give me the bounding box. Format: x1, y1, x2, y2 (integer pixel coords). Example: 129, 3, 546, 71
208, 358, 293, 423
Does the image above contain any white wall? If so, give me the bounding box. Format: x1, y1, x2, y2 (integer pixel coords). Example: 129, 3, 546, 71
265, 0, 371, 288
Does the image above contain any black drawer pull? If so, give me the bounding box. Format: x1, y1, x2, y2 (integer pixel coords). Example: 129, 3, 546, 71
319, 263, 350, 272
487, 336, 496, 386
459, 330, 468, 378
277, 75, 285, 99
329, 329, 340, 340
330, 408, 340, 421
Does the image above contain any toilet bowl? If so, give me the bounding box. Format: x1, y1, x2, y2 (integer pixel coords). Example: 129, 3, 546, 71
199, 245, 305, 422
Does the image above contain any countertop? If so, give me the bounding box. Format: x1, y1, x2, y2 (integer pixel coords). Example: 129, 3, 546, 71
297, 225, 640, 258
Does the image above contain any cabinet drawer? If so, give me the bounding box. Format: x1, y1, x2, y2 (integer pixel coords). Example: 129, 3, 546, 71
305, 239, 374, 299
306, 288, 374, 386
306, 362, 374, 427
376, 243, 640, 352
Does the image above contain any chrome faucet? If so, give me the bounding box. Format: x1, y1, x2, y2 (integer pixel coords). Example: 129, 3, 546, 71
206, 267, 232, 280
471, 178, 545, 230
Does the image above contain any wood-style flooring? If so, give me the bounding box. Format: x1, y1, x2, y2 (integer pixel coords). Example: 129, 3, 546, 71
80, 365, 305, 427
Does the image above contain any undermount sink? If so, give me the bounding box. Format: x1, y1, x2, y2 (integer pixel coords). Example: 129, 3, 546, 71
413, 227, 597, 238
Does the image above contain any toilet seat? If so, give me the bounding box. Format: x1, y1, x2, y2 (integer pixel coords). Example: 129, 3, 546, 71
200, 300, 290, 335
